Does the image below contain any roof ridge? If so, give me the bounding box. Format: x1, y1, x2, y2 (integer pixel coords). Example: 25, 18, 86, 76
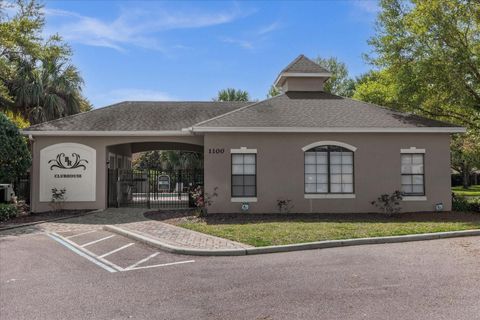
190, 94, 286, 128
281, 54, 306, 73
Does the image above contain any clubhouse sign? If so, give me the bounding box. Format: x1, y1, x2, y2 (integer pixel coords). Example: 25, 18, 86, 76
39, 143, 96, 202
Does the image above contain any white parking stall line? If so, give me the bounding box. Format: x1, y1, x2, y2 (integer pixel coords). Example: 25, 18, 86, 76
125, 252, 160, 270
99, 243, 135, 258
80, 235, 115, 248
51, 232, 125, 272
47, 233, 118, 273
126, 260, 195, 271
47, 232, 196, 273
65, 230, 97, 239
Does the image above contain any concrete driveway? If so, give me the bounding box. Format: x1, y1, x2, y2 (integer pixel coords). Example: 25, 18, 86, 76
1, 228, 479, 320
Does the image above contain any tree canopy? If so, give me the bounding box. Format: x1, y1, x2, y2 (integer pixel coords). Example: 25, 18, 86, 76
353, 0, 480, 187
215, 88, 250, 102
133, 151, 203, 171
315, 56, 356, 97
355, 0, 480, 131
0, 112, 31, 183
0, 0, 91, 124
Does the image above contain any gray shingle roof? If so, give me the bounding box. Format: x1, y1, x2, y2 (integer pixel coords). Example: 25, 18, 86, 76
281, 55, 331, 74
194, 92, 458, 129
25, 101, 251, 131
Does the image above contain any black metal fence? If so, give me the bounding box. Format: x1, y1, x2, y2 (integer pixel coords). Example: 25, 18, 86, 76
14, 173, 30, 204
107, 169, 203, 209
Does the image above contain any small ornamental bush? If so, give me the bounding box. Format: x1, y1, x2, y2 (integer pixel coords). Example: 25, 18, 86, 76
371, 191, 403, 216
453, 194, 480, 213
50, 187, 67, 212
0, 204, 18, 222
277, 199, 294, 214
190, 186, 218, 217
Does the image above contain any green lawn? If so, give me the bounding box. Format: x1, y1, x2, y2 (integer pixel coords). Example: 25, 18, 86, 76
452, 185, 480, 197
176, 212, 480, 247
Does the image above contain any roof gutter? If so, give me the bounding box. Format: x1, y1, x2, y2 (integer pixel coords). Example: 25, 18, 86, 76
190, 127, 467, 133
21, 130, 194, 137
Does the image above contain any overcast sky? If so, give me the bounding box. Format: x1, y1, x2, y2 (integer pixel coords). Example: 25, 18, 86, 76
43, 0, 379, 107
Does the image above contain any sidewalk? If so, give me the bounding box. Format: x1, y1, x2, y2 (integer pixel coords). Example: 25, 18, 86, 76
112, 219, 252, 250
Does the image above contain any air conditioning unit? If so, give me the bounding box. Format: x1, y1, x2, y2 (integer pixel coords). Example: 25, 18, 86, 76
0, 184, 15, 203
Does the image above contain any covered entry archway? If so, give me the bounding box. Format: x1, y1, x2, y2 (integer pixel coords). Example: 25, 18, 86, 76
106, 140, 203, 209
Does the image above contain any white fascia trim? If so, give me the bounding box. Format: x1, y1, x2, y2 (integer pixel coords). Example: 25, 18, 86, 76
282, 72, 333, 78
274, 72, 332, 86
231, 147, 257, 154
401, 147, 426, 154
191, 127, 466, 133
21, 130, 193, 137
305, 194, 356, 199
402, 196, 427, 201
302, 141, 357, 152
231, 197, 258, 203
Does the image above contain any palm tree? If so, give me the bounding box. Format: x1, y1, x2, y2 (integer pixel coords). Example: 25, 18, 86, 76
215, 88, 250, 101
10, 56, 87, 124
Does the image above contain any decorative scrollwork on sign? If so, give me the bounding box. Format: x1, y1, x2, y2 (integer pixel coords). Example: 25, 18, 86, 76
49, 153, 88, 170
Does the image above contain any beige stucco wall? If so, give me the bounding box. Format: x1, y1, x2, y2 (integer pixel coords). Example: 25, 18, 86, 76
203, 132, 452, 214
30, 132, 452, 214
283, 77, 326, 92
30, 135, 203, 212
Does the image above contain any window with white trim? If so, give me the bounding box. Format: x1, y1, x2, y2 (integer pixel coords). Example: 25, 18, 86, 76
401, 153, 425, 196
304, 145, 354, 194
231, 154, 256, 197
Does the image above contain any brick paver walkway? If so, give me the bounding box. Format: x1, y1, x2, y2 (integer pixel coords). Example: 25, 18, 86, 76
0, 208, 251, 250
120, 220, 251, 249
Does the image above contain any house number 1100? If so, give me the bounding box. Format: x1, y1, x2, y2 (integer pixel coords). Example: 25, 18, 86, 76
209, 148, 225, 154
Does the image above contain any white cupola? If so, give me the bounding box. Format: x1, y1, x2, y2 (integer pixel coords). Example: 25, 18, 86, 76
274, 54, 332, 92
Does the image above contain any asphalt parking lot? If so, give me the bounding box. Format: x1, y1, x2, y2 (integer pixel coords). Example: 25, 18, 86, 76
48, 229, 195, 273
1, 229, 479, 320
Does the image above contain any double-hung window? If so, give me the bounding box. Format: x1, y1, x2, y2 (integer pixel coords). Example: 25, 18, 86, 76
231, 154, 256, 197
401, 153, 425, 196
304, 145, 354, 194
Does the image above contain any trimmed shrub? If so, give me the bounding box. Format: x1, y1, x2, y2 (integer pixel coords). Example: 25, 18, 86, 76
0, 204, 18, 222
468, 198, 480, 213
452, 195, 480, 213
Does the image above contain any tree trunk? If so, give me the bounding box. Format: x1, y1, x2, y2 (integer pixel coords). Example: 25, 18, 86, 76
462, 165, 470, 189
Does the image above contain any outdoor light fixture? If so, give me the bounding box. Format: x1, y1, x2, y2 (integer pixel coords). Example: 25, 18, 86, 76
241, 202, 250, 212
435, 203, 444, 212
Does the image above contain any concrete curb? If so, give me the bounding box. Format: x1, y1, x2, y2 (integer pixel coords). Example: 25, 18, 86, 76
103, 225, 247, 256
104, 225, 480, 256
0, 209, 102, 232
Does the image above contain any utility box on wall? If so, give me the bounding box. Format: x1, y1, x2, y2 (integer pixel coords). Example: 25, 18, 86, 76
0, 184, 15, 203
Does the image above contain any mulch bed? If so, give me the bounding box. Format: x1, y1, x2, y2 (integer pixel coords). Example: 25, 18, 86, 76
144, 210, 480, 226
0, 209, 94, 228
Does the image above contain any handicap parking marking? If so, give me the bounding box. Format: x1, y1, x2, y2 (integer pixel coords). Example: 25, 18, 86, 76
47, 231, 195, 273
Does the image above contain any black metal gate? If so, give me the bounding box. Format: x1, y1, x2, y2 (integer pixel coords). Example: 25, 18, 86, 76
107, 169, 203, 209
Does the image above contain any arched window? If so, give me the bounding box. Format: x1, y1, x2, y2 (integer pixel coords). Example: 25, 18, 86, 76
304, 145, 354, 194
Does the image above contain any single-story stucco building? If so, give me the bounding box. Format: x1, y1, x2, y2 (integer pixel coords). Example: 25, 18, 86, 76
22, 55, 465, 214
